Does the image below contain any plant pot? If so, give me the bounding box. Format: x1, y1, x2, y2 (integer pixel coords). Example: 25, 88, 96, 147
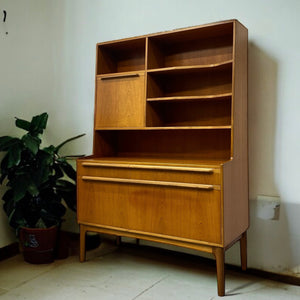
19, 226, 58, 264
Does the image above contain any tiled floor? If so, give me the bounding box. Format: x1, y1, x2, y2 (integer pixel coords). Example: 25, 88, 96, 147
0, 241, 299, 299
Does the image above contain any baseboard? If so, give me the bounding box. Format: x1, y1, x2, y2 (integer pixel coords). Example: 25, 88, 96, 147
0, 242, 19, 261
1, 233, 299, 287
245, 267, 300, 286
117, 239, 300, 287
66, 232, 300, 286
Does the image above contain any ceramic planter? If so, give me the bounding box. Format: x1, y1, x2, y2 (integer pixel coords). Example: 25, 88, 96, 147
19, 226, 58, 264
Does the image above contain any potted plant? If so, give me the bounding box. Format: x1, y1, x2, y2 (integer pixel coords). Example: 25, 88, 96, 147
0, 112, 84, 264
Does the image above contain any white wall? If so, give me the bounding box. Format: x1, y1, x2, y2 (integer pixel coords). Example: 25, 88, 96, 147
0, 0, 300, 277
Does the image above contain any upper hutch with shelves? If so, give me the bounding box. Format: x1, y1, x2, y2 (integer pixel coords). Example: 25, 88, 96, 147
77, 19, 248, 297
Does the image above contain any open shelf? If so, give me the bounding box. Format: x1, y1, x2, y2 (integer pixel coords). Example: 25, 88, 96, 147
147, 23, 233, 69
95, 126, 232, 130
146, 97, 232, 127
147, 62, 232, 98
147, 93, 232, 102
93, 129, 231, 160
147, 60, 233, 74
97, 38, 146, 74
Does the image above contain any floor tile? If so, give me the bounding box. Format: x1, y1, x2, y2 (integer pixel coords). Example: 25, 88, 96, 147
0, 287, 8, 295
0, 254, 57, 290
0, 241, 300, 299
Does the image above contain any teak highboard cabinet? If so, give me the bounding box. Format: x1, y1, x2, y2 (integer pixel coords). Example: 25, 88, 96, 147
77, 19, 248, 296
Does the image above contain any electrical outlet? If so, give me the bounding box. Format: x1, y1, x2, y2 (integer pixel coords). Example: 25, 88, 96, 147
256, 195, 280, 220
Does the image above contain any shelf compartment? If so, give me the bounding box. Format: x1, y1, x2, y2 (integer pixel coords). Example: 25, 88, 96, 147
147, 93, 232, 102
95, 126, 232, 130
148, 22, 233, 69
147, 60, 232, 75
146, 97, 232, 127
147, 62, 232, 98
97, 38, 146, 74
93, 129, 231, 160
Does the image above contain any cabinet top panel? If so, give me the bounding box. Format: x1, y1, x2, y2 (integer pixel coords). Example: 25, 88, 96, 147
96, 19, 246, 46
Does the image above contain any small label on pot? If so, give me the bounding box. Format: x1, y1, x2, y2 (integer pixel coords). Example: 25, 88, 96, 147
28, 234, 39, 248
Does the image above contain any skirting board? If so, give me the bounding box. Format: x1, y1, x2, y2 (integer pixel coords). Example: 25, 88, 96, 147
0, 242, 19, 262
0, 234, 299, 287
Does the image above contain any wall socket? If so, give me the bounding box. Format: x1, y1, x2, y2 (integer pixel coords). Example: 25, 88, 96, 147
256, 195, 280, 220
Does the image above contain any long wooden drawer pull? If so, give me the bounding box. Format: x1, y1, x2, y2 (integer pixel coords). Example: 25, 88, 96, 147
82, 176, 215, 190
81, 162, 214, 173
100, 73, 140, 80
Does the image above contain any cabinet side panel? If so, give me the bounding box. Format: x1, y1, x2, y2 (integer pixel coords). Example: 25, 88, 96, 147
224, 21, 248, 246
231, 21, 248, 161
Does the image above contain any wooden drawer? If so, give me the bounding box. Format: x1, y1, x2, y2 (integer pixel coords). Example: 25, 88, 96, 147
77, 176, 222, 244
77, 161, 221, 185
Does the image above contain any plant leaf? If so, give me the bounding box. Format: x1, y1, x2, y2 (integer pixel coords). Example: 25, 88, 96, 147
35, 218, 47, 229
2, 189, 13, 202
55, 133, 85, 153
15, 118, 31, 131
8, 207, 28, 231
0, 173, 6, 184
60, 162, 76, 181
60, 190, 76, 211
12, 175, 38, 201
27, 182, 39, 197
32, 150, 53, 186
42, 145, 55, 155
0, 137, 20, 152
7, 144, 22, 168
0, 154, 9, 172
2, 190, 15, 220
29, 113, 48, 135
52, 164, 64, 180
22, 134, 40, 155
56, 179, 76, 191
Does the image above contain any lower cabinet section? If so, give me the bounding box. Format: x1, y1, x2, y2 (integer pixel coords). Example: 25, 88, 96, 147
77, 177, 222, 244
77, 158, 248, 297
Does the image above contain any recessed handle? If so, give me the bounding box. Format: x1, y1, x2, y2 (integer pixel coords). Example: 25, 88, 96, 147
82, 176, 216, 190
100, 73, 140, 80
82, 162, 214, 173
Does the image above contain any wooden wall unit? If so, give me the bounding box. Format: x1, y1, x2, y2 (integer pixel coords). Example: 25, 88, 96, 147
77, 19, 248, 297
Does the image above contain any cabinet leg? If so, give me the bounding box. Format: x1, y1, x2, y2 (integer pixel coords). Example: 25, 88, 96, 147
213, 247, 225, 297
79, 225, 86, 262
240, 231, 247, 271
116, 236, 121, 246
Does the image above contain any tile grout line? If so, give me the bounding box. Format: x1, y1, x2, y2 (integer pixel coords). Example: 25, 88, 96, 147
131, 275, 169, 300
9, 262, 63, 291
0, 287, 9, 296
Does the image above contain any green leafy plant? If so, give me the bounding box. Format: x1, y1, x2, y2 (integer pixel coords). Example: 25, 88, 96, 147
0, 112, 84, 234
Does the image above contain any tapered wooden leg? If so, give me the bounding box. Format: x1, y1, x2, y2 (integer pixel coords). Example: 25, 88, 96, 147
79, 225, 86, 262
213, 247, 225, 297
240, 231, 247, 271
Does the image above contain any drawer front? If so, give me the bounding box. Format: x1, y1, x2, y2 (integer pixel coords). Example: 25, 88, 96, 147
77, 177, 222, 244
77, 161, 221, 185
